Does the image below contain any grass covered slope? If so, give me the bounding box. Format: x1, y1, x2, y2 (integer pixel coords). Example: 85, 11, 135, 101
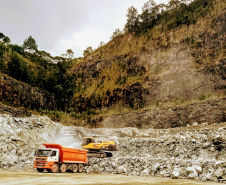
67, 0, 225, 115
0, 0, 225, 127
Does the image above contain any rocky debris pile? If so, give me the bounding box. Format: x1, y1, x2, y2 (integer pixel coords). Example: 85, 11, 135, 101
85, 157, 226, 182
0, 114, 62, 169
115, 128, 226, 161
81, 125, 226, 183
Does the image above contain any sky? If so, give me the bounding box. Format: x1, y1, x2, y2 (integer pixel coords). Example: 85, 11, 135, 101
0, 0, 168, 58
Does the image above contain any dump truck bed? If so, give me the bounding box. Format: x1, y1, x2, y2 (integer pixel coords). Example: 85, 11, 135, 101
43, 143, 87, 164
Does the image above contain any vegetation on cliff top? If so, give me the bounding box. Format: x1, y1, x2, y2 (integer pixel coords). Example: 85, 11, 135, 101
124, 0, 215, 34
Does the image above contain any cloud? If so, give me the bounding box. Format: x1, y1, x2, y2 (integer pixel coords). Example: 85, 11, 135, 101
1, 0, 89, 55
0, 0, 168, 57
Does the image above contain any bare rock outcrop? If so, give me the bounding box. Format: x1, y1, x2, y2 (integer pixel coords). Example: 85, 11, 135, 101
0, 114, 61, 169
100, 98, 226, 129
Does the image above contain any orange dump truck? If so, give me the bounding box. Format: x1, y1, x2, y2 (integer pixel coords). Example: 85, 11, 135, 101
34, 143, 87, 173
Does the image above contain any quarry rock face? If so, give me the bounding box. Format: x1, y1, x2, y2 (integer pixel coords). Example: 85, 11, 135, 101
101, 97, 226, 129
0, 114, 225, 183
0, 74, 56, 112
0, 114, 61, 170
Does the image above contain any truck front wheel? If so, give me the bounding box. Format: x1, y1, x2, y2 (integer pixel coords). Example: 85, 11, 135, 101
60, 163, 67, 173
37, 168, 44, 172
50, 163, 58, 173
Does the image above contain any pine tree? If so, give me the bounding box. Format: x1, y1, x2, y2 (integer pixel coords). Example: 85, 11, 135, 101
23, 36, 38, 53
125, 6, 139, 33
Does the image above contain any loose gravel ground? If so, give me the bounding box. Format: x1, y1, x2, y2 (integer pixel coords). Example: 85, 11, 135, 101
0, 170, 221, 185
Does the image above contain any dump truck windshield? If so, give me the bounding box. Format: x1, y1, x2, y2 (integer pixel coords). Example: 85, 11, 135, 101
36, 149, 52, 157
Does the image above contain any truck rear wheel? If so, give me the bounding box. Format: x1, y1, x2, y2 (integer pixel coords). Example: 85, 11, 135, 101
78, 164, 83, 173
37, 168, 44, 172
72, 164, 78, 173
60, 163, 67, 173
50, 163, 58, 173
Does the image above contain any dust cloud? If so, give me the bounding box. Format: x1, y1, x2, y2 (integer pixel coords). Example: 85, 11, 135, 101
47, 127, 85, 149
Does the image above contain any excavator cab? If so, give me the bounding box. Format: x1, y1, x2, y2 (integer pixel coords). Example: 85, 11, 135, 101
82, 137, 95, 146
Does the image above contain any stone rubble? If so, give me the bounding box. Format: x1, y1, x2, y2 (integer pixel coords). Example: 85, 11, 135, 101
0, 114, 225, 183
0, 114, 62, 170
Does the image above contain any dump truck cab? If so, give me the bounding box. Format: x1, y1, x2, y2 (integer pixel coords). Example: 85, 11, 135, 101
34, 148, 60, 172
36, 148, 59, 162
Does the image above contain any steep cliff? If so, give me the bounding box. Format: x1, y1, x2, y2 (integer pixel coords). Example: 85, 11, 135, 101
0, 0, 225, 128
0, 73, 56, 112
64, 0, 225, 127
68, 0, 224, 111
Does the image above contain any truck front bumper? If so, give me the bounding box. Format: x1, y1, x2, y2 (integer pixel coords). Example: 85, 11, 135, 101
34, 161, 55, 169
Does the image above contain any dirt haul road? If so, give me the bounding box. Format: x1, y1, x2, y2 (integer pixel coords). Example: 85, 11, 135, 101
0, 170, 220, 185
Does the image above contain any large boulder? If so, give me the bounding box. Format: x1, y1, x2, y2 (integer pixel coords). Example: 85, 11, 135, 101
172, 168, 182, 179
140, 169, 150, 177
117, 165, 125, 174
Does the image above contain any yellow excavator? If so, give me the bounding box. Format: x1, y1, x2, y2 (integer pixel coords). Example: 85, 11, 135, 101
82, 137, 117, 158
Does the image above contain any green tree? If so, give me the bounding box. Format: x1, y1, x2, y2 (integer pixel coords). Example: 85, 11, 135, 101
167, 0, 181, 9
98, 41, 105, 48
83, 46, 93, 57
66, 49, 74, 59
125, 6, 139, 33
0, 33, 11, 44
142, 0, 157, 13
0, 42, 8, 57
3, 36, 10, 44
140, 0, 158, 32
110, 28, 123, 40
8, 53, 24, 81
0, 33, 4, 39
9, 44, 24, 54
23, 36, 38, 53
36, 67, 46, 89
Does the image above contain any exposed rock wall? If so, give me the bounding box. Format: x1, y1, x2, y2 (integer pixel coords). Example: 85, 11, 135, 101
0, 102, 31, 117
0, 114, 61, 169
0, 74, 56, 111
100, 98, 226, 128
